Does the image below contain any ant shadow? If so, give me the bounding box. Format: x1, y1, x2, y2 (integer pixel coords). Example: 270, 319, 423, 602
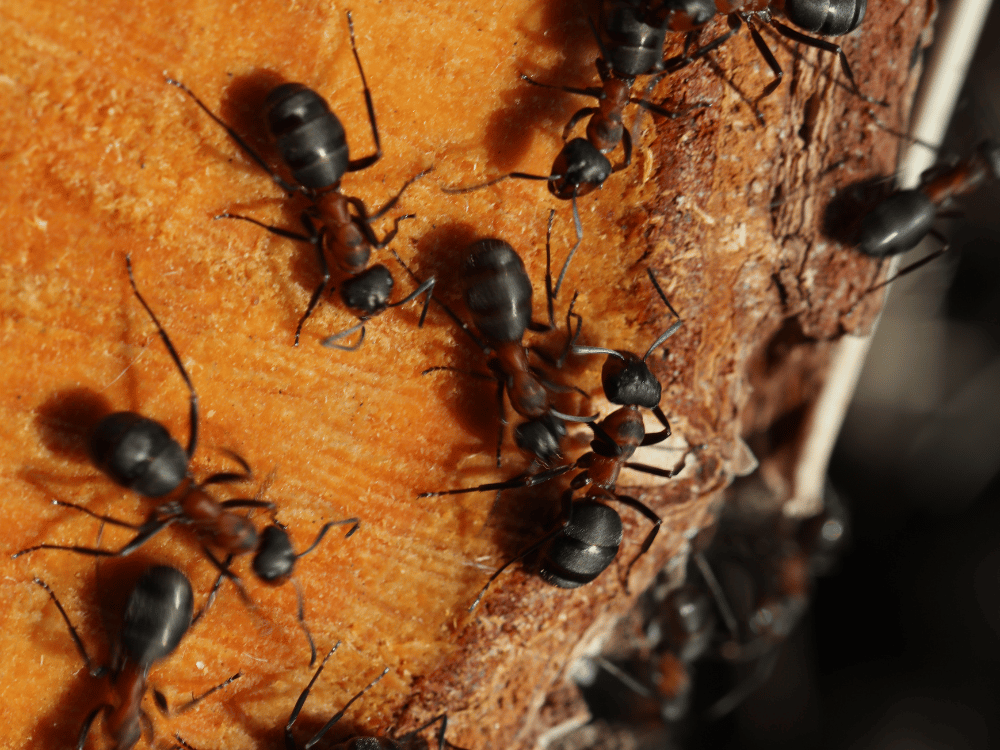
23, 551, 176, 750
480, 0, 601, 172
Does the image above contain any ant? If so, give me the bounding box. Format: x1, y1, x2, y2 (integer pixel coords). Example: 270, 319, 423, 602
276, 642, 467, 750
166, 11, 434, 350
423, 211, 595, 467
14, 256, 359, 665
854, 140, 1000, 298
422, 269, 690, 606
444, 45, 705, 294
30, 565, 240, 750
642, 0, 878, 122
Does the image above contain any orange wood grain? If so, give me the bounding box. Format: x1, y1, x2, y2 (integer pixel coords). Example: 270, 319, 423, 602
0, 0, 929, 748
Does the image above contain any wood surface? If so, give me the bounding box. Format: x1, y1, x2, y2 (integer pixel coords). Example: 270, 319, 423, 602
0, 0, 930, 748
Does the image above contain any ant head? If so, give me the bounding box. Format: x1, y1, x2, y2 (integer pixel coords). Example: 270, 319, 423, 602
89, 412, 189, 498
265, 83, 349, 190
784, 0, 866, 36
979, 140, 1000, 181
120, 566, 194, 666
601, 351, 661, 409
515, 413, 568, 465
252, 525, 297, 584
340, 264, 394, 317
551, 139, 612, 198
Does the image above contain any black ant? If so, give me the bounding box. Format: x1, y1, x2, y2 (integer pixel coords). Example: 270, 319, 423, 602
30, 566, 240, 750
14, 256, 358, 665
423, 211, 595, 467
422, 269, 690, 605
854, 140, 1000, 298
643, 0, 879, 122
444, 48, 705, 294
166, 11, 434, 349
276, 642, 467, 750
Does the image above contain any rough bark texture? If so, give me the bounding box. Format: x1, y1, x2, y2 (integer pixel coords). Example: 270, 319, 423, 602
0, 0, 930, 748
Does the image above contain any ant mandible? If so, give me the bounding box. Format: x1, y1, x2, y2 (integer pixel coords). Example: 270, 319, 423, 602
854, 140, 1000, 298
275, 642, 468, 750
166, 11, 434, 349
14, 256, 359, 665
423, 269, 691, 606
423, 211, 594, 467
31, 566, 239, 750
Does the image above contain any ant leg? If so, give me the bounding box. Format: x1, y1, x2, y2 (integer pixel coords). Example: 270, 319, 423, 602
349, 206, 416, 250
365, 166, 434, 222
287, 643, 340, 747
344, 10, 382, 171
520, 73, 601, 100
418, 463, 575, 498
164, 77, 298, 194
562, 107, 599, 142
605, 493, 661, 590
170, 672, 243, 715
31, 578, 107, 677
13, 516, 179, 559
494, 371, 507, 468
45, 499, 145, 529
77, 705, 110, 750
398, 714, 467, 750
125, 255, 199, 461
219, 499, 276, 511
202, 448, 253, 485
421, 365, 494, 381
290, 576, 318, 666
192, 559, 231, 626
468, 527, 562, 612
769, 20, 886, 107
641, 406, 673, 445
295, 225, 332, 347
692, 551, 740, 638
663, 15, 741, 72
385, 275, 437, 328
558, 291, 584, 369
391, 250, 489, 350
860, 229, 950, 298
214, 213, 314, 243
302, 665, 391, 750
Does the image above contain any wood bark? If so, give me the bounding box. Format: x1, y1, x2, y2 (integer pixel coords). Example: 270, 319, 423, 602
0, 0, 930, 748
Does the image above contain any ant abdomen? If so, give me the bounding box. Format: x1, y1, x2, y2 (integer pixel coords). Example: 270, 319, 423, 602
119, 565, 194, 665
540, 501, 624, 589
602, 0, 672, 76
89, 413, 188, 497
785, 0, 867, 36
464, 240, 534, 344
858, 189, 936, 258
265, 83, 350, 190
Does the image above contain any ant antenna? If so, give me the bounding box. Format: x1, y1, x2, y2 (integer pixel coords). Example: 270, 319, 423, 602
125, 254, 199, 461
